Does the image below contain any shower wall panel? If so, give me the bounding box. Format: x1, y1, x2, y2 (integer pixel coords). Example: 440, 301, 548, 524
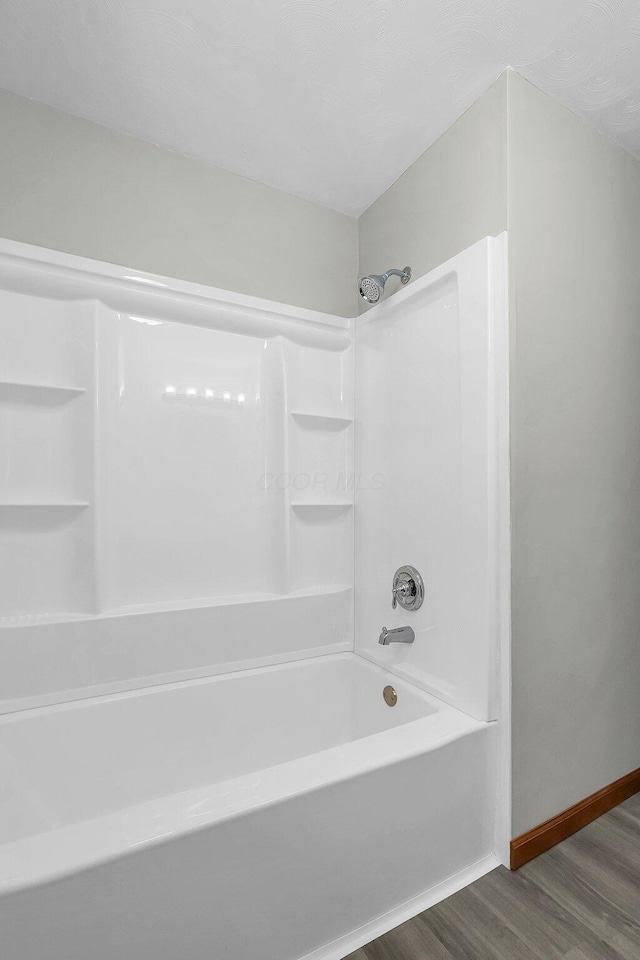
98, 314, 286, 608
354, 236, 509, 723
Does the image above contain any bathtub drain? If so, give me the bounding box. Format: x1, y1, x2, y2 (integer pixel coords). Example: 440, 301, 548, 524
383, 685, 397, 707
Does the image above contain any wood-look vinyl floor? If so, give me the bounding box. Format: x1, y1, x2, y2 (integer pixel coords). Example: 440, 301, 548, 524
345, 793, 640, 960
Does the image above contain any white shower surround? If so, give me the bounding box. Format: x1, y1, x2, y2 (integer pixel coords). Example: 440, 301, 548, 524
0, 235, 510, 960
0, 239, 354, 709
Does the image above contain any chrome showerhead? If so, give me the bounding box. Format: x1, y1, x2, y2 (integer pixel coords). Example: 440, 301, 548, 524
359, 274, 385, 303
358, 266, 411, 303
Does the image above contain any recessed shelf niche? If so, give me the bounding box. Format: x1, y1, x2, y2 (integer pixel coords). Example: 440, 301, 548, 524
0, 290, 97, 618
289, 504, 353, 593
284, 336, 354, 596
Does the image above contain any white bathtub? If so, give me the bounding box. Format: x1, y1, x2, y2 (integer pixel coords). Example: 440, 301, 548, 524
0, 653, 496, 960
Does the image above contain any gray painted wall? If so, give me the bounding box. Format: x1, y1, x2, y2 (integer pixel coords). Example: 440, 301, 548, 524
507, 71, 640, 835
358, 69, 640, 838
0, 89, 357, 317
358, 72, 508, 302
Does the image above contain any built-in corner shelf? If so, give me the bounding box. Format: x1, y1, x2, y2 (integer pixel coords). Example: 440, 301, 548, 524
291, 412, 352, 430
291, 502, 353, 510
0, 380, 86, 404
0, 501, 90, 508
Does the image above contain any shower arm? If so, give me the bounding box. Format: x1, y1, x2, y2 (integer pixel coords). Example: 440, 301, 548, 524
382, 268, 410, 282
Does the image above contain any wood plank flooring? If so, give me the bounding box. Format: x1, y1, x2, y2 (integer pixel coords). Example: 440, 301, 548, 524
346, 793, 640, 960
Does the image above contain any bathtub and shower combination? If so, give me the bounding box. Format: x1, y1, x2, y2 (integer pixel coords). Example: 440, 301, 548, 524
0, 235, 510, 959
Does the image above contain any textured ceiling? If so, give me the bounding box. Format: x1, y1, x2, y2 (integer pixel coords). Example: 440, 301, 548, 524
1, 0, 640, 216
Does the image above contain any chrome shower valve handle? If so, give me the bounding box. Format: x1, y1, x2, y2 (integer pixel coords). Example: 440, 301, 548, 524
391, 579, 412, 609
391, 565, 424, 611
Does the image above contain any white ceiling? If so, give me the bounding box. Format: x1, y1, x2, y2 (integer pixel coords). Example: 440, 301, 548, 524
1, 1, 640, 216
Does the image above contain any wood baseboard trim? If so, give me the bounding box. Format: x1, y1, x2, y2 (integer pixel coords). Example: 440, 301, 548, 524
510, 766, 640, 870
